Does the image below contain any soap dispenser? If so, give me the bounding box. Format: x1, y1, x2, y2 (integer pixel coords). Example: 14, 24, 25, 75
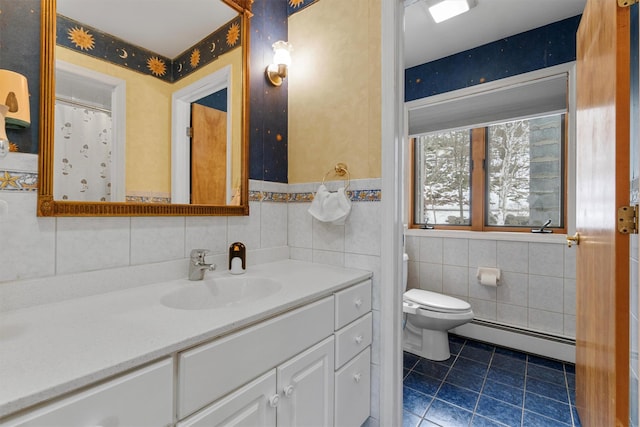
229, 242, 246, 274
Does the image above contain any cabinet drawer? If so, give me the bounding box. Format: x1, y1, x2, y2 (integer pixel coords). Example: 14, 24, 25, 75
334, 280, 371, 329
334, 348, 371, 427
334, 312, 372, 369
178, 296, 334, 418
177, 370, 277, 427
2, 358, 173, 427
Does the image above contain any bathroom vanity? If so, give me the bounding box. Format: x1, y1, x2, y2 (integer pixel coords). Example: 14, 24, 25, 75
0, 260, 372, 426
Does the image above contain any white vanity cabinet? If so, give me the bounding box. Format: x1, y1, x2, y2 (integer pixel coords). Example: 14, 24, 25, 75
333, 280, 372, 427
0, 358, 173, 427
178, 279, 372, 427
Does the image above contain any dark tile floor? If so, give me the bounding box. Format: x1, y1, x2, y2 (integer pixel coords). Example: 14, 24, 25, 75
403, 335, 581, 427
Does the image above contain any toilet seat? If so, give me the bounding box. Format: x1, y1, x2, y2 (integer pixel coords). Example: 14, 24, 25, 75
403, 289, 471, 314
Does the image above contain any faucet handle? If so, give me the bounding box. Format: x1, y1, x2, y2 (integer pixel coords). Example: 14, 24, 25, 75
190, 249, 210, 262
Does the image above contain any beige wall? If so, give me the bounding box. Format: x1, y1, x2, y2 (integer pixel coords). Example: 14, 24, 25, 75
56, 47, 243, 196
288, 0, 382, 183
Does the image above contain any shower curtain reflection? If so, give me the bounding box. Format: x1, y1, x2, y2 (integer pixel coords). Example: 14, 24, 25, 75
53, 101, 113, 202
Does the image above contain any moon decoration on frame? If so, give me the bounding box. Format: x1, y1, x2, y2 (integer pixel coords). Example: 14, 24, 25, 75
118, 48, 128, 59
210, 42, 216, 53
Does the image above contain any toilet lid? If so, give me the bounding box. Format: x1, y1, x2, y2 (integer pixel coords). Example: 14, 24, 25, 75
403, 289, 471, 313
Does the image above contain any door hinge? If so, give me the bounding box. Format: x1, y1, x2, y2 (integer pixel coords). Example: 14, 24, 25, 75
186, 127, 193, 137
617, 205, 639, 234
618, 0, 638, 7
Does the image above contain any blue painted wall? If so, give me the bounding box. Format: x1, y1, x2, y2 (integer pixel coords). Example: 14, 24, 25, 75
249, 0, 289, 183
405, 15, 582, 102
0, 0, 41, 154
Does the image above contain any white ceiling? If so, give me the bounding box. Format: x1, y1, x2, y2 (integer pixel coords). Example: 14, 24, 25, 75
57, 0, 238, 58
404, 0, 587, 68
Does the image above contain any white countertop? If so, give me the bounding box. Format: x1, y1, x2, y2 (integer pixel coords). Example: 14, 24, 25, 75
0, 260, 372, 418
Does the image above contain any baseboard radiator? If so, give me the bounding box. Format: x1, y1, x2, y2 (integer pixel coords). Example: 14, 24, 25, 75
451, 319, 576, 363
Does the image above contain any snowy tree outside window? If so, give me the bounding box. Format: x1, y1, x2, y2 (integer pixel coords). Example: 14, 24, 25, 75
414, 113, 565, 230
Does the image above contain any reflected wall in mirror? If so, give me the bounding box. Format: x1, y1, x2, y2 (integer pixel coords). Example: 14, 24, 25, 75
37, 0, 251, 216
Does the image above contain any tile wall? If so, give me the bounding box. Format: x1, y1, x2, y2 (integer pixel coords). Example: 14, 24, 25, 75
0, 176, 383, 426
404, 233, 577, 339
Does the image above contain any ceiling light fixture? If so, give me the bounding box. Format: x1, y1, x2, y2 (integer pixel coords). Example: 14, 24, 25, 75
427, 0, 476, 23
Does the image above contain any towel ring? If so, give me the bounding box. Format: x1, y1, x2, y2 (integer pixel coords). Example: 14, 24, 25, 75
321, 162, 350, 191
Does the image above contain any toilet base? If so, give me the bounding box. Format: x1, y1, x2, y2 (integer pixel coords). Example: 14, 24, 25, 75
403, 325, 451, 361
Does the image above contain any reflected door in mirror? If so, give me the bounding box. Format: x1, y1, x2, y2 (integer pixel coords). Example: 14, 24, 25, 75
191, 103, 227, 205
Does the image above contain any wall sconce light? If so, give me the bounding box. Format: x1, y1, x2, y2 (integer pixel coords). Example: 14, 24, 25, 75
265, 41, 293, 87
0, 70, 31, 158
426, 0, 476, 23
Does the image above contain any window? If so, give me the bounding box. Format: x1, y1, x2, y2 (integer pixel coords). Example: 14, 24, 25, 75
412, 112, 567, 232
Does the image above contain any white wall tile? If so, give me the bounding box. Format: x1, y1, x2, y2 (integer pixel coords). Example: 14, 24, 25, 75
419, 237, 443, 264
564, 314, 576, 337
407, 261, 420, 290
185, 217, 228, 256
261, 202, 288, 249
345, 202, 381, 256
529, 275, 564, 312
0, 193, 55, 282
564, 246, 577, 279
469, 239, 497, 268
228, 201, 262, 249
312, 219, 345, 252
528, 308, 564, 335
419, 262, 443, 292
130, 217, 185, 265
443, 238, 468, 266
529, 242, 564, 277
497, 303, 528, 327
56, 217, 130, 275
312, 249, 344, 267
288, 203, 312, 249
468, 267, 497, 300
442, 265, 468, 297
497, 241, 529, 273
563, 278, 576, 316
469, 298, 497, 320
404, 235, 419, 263
497, 271, 528, 306
289, 247, 312, 262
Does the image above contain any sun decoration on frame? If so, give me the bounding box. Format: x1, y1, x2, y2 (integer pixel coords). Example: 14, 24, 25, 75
289, 0, 305, 8
226, 23, 240, 46
190, 49, 201, 68
67, 26, 95, 51
146, 57, 167, 76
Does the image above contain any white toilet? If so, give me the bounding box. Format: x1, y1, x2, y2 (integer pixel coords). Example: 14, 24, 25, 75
402, 254, 474, 361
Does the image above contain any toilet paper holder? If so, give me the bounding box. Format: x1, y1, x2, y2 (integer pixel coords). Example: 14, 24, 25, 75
476, 267, 501, 286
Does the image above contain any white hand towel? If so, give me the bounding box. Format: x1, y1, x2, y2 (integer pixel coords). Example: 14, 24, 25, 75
308, 184, 351, 225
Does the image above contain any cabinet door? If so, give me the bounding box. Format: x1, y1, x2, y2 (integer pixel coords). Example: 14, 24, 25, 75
277, 336, 335, 427
2, 359, 173, 427
178, 371, 276, 427
335, 348, 371, 427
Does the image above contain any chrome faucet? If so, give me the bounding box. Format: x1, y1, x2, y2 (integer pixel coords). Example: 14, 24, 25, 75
189, 249, 216, 281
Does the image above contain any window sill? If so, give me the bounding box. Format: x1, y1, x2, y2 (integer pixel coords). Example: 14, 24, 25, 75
404, 228, 568, 244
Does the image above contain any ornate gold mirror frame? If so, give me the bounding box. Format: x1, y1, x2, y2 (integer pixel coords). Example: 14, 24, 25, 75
37, 0, 252, 216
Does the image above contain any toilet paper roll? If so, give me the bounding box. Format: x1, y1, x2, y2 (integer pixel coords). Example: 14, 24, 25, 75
480, 273, 498, 287
476, 267, 500, 287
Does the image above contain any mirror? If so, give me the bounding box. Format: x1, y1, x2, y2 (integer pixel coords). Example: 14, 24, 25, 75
37, 0, 251, 216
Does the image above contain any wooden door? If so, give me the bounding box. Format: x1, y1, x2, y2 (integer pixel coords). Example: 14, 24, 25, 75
575, 0, 631, 425
276, 336, 334, 427
191, 103, 227, 205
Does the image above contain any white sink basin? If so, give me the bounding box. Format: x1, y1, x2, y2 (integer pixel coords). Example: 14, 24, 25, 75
161, 276, 282, 310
